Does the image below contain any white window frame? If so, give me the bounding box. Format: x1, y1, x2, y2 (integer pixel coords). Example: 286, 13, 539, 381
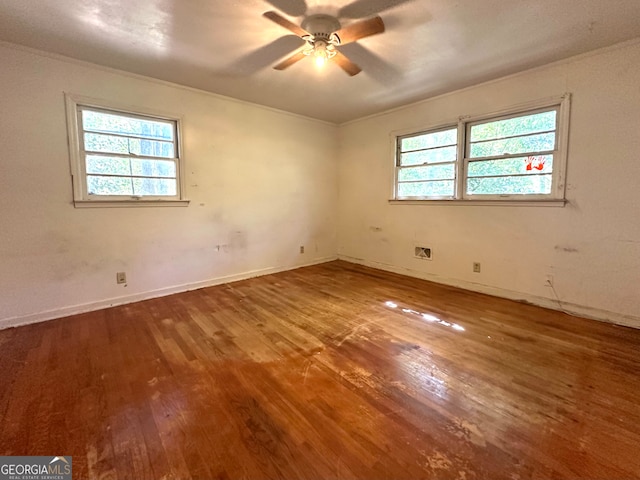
395, 124, 459, 200
65, 93, 189, 208
390, 94, 571, 206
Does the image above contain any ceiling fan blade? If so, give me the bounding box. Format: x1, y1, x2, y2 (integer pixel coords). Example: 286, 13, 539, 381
263, 0, 307, 17
230, 36, 305, 75
333, 51, 362, 76
335, 16, 385, 45
339, 42, 401, 83
273, 50, 307, 70
263, 11, 308, 37
338, 0, 413, 19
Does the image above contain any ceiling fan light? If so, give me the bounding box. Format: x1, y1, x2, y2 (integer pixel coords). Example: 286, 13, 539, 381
302, 35, 318, 57
314, 50, 327, 68
326, 44, 337, 59
313, 41, 329, 68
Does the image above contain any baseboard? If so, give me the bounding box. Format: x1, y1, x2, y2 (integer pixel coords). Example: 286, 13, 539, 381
0, 256, 338, 331
338, 255, 640, 330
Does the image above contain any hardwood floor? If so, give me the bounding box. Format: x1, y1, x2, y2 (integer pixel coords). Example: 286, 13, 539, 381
1, 261, 639, 479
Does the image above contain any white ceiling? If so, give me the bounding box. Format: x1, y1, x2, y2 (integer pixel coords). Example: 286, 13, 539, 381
2, 0, 640, 123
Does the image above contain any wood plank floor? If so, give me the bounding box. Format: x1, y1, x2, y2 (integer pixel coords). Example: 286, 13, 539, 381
1, 261, 639, 479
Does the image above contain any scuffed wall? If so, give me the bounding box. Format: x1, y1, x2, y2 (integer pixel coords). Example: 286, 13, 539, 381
2, 39, 639, 329
0, 44, 338, 326
337, 41, 640, 327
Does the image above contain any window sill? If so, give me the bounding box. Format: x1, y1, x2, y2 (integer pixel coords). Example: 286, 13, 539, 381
389, 199, 567, 207
73, 199, 190, 208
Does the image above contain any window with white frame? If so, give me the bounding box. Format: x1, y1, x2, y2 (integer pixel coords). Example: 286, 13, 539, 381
66, 95, 187, 206
394, 95, 570, 202
396, 126, 458, 198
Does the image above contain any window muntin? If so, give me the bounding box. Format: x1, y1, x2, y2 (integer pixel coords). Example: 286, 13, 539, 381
396, 127, 458, 198
393, 97, 569, 202
78, 106, 179, 198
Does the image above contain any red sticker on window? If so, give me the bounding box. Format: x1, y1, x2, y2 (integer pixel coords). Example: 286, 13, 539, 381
526, 156, 545, 171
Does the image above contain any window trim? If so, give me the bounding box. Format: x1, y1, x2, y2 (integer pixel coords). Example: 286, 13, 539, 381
65, 93, 190, 208
390, 94, 571, 204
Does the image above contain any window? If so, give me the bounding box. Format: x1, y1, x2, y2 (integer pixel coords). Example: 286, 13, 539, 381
66, 94, 188, 207
393, 95, 570, 203
397, 127, 458, 198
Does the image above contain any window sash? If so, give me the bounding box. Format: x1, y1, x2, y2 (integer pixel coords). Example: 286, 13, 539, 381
76, 105, 180, 200
466, 150, 555, 163
463, 106, 559, 199
80, 106, 176, 140
81, 129, 176, 144
80, 150, 179, 163
396, 126, 458, 198
399, 142, 458, 155
396, 180, 457, 199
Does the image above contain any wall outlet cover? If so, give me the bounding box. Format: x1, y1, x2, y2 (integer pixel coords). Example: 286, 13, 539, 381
415, 246, 432, 260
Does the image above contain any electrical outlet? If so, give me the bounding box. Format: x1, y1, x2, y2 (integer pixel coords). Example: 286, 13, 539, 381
300, 245, 305, 254
545, 274, 554, 287
473, 262, 481, 273
116, 272, 127, 284
414, 246, 432, 260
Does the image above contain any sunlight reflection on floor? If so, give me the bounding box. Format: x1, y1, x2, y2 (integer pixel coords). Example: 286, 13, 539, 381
385, 301, 465, 332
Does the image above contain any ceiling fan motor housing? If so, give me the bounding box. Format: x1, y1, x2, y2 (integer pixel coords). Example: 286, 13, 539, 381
302, 14, 341, 40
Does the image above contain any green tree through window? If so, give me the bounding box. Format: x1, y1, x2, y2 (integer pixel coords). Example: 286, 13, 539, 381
80, 108, 179, 197
394, 96, 569, 202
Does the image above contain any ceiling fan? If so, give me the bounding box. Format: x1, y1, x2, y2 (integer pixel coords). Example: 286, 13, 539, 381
262, 10, 386, 76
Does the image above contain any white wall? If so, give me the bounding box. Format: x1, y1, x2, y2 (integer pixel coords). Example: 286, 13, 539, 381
337, 40, 640, 327
2, 39, 639, 330
0, 43, 338, 327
